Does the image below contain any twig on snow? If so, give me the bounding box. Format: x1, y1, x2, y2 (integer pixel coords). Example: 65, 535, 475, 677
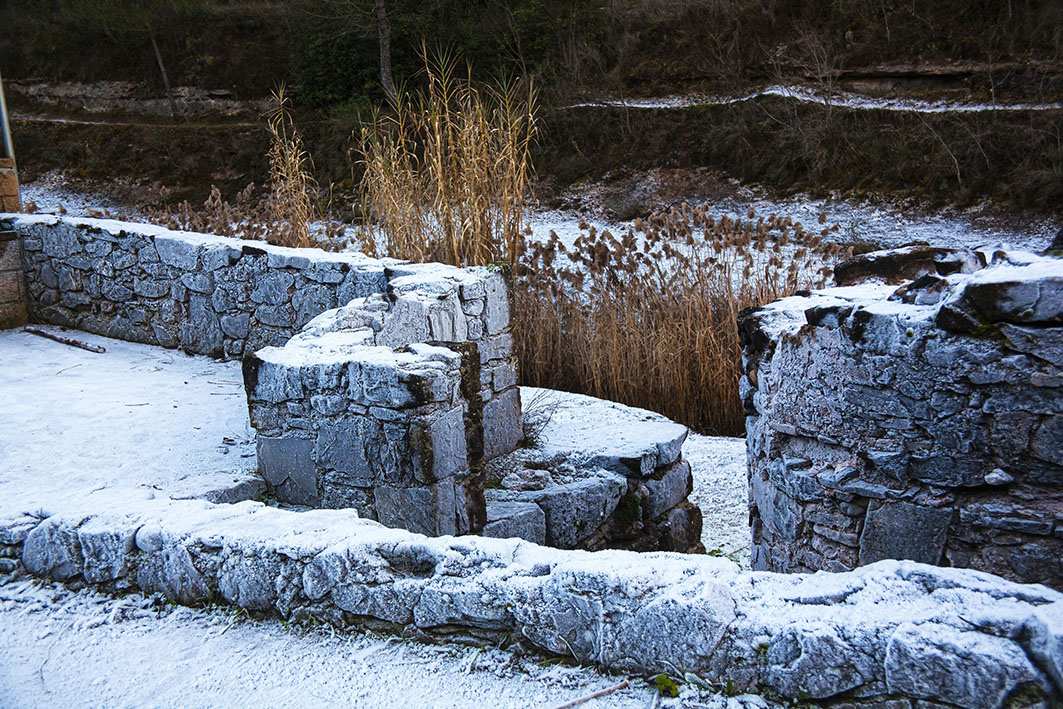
551, 679, 630, 709
25, 326, 106, 354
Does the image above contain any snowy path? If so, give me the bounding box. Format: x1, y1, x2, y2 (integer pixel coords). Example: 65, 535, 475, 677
0, 327, 257, 521
0, 578, 779, 709
566, 84, 1063, 114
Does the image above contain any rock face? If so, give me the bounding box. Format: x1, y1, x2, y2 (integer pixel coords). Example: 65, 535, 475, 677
243, 263, 522, 537
3, 497, 1061, 707
483, 388, 703, 553
7, 214, 395, 358
739, 246, 1063, 588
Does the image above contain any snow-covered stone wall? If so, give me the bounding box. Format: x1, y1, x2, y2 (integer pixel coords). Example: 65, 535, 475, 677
739, 245, 1063, 588
244, 263, 521, 536
5, 214, 395, 358
3, 496, 1062, 707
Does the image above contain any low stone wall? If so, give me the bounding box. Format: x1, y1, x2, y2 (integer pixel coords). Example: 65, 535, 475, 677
4, 214, 396, 358
3, 497, 1061, 707
243, 263, 521, 536
484, 388, 703, 553
739, 246, 1063, 588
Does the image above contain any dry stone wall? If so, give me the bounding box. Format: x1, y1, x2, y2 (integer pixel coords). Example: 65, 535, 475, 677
484, 388, 703, 553
3, 496, 1061, 708
243, 263, 522, 537
3, 215, 702, 551
6, 214, 395, 358
739, 245, 1063, 588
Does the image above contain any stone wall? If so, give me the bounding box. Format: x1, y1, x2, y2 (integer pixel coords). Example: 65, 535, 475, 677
0, 163, 26, 328
4, 214, 396, 358
740, 245, 1063, 588
0, 228, 26, 329
243, 263, 522, 536
484, 388, 703, 553
0, 158, 19, 213
3, 496, 1061, 708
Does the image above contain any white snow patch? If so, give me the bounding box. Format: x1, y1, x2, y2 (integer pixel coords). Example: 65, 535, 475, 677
0, 327, 258, 522
567, 84, 1063, 114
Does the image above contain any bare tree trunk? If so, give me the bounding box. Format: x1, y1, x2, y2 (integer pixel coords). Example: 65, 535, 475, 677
149, 30, 179, 121
375, 0, 397, 105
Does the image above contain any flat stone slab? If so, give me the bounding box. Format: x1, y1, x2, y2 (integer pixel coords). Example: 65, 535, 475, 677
0, 327, 260, 522
522, 386, 688, 477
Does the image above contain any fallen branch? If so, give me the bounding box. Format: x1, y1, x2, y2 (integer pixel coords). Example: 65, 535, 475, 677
24, 326, 106, 354
552, 679, 630, 709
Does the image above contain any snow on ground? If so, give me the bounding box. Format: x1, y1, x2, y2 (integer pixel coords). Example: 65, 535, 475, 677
0, 327, 257, 522
684, 434, 749, 564
1, 577, 778, 709
528, 189, 1056, 256
566, 83, 1063, 114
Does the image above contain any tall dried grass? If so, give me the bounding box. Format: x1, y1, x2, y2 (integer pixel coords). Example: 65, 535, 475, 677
356, 53, 848, 436
516, 205, 848, 435
357, 50, 537, 265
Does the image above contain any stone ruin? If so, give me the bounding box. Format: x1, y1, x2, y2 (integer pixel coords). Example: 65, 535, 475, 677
740, 244, 1063, 588
2, 214, 1063, 707
4, 214, 701, 550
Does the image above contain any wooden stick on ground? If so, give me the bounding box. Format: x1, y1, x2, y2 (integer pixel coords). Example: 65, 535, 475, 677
551, 679, 630, 709
24, 326, 106, 354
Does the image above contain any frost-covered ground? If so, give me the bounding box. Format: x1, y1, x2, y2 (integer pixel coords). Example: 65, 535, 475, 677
529, 179, 1058, 255
0, 577, 777, 709
0, 326, 748, 560
566, 83, 1063, 113
0, 327, 257, 521
0, 327, 754, 707
21, 168, 1059, 257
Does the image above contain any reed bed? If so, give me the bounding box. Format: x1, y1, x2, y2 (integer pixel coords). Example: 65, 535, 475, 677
355, 57, 849, 435
516, 205, 847, 435
357, 50, 537, 264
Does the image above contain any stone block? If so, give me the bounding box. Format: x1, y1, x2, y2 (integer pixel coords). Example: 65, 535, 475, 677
257, 436, 318, 506
859, 501, 952, 566
482, 501, 546, 545
884, 622, 1048, 709
524, 472, 626, 548
220, 313, 250, 339
482, 388, 522, 460
154, 236, 200, 270
642, 459, 693, 520
1022, 601, 1063, 692
316, 421, 373, 485
375, 482, 457, 536
421, 407, 468, 482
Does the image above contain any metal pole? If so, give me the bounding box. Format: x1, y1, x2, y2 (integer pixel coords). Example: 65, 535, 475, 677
0, 70, 15, 162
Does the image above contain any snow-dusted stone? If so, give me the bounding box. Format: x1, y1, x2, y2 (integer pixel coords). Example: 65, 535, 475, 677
884, 623, 1048, 708
4, 215, 397, 359
6, 498, 1063, 707
528, 387, 688, 478
482, 501, 546, 545
520, 472, 627, 548
1024, 601, 1063, 692
243, 261, 521, 537
483, 388, 703, 552
740, 247, 1063, 588
641, 459, 693, 520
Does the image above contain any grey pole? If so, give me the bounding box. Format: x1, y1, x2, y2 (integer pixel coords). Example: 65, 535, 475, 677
0, 70, 14, 162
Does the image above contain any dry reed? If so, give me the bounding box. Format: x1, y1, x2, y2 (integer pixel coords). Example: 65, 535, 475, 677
357, 53, 848, 435
357, 49, 537, 266
515, 204, 848, 436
